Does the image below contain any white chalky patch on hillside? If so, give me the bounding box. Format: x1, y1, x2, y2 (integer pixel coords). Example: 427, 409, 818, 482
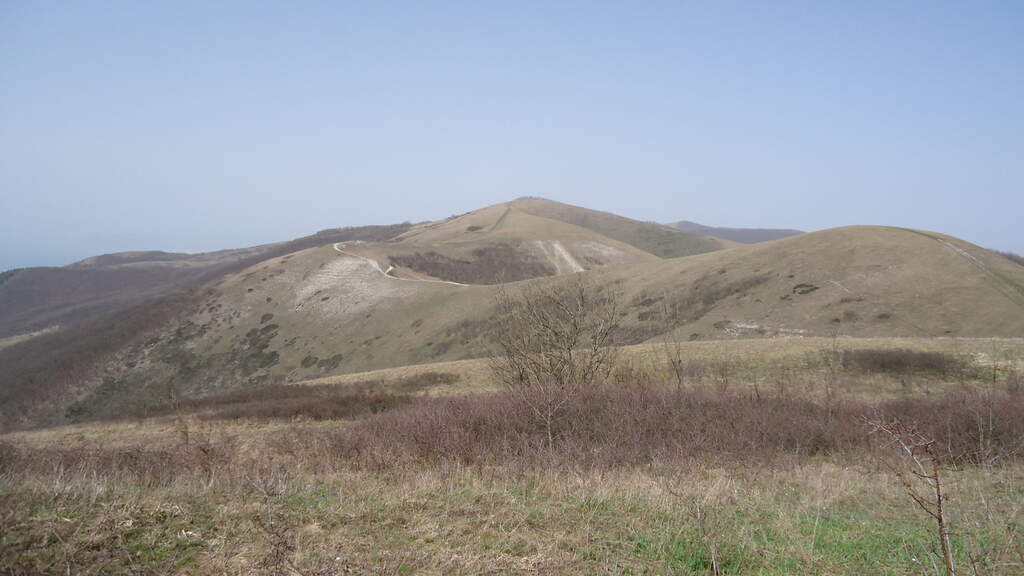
534, 240, 584, 274
294, 255, 422, 317
578, 241, 625, 263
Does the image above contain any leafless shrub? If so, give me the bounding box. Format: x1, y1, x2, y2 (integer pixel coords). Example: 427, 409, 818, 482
661, 465, 737, 576
390, 243, 556, 284
328, 385, 1024, 470
658, 297, 688, 389
993, 250, 1024, 267
772, 363, 793, 397
109, 378, 446, 422
819, 333, 843, 422
875, 391, 1024, 466
177, 419, 231, 488
243, 460, 307, 576
201, 388, 412, 422
867, 417, 957, 575
7, 388, 1024, 493
252, 511, 303, 576
385, 371, 460, 392
708, 360, 734, 394
489, 276, 621, 450
610, 356, 660, 385
840, 348, 967, 377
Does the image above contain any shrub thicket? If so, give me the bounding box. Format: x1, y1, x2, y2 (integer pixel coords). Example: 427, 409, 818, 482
333, 385, 1024, 469
6, 387, 1022, 485
839, 348, 966, 377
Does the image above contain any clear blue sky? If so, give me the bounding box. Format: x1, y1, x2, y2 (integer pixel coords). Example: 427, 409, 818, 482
2, 1, 1022, 270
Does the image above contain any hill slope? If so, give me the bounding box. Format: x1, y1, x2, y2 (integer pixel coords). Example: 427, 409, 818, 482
511, 197, 732, 257
0, 224, 414, 429
669, 220, 804, 243
0, 198, 723, 342
0, 247, 280, 340
0, 224, 412, 340
39, 224, 1023, 428
335, 198, 733, 285
345, 202, 662, 283
601, 225, 1024, 341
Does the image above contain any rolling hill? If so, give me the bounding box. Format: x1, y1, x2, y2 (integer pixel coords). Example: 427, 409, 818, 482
1, 199, 1023, 430
669, 220, 804, 243
0, 247, 273, 340
49, 226, 1024, 427
339, 199, 730, 284
0, 224, 412, 340
512, 197, 734, 257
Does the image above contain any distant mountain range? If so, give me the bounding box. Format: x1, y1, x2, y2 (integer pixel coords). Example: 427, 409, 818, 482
668, 221, 804, 244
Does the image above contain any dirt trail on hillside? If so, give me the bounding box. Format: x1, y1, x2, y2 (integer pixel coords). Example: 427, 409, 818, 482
935, 238, 1024, 309
333, 243, 469, 287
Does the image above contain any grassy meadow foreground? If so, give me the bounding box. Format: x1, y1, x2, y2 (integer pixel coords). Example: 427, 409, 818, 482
3, 337, 1024, 575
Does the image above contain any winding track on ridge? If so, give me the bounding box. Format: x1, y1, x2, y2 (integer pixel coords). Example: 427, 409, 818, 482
332, 243, 469, 287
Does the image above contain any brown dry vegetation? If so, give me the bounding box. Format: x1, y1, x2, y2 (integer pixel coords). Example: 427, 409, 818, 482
4, 387, 1023, 483
103, 372, 458, 422
389, 244, 556, 284
838, 347, 967, 376
0, 224, 415, 431
10, 221, 1022, 435
333, 385, 1024, 469
4, 203, 1024, 573
305, 337, 1024, 404
0, 292, 193, 431
3, 382, 1024, 575
0, 224, 413, 341
73, 224, 1024, 436
995, 250, 1024, 267
3, 295, 1024, 572
510, 197, 728, 258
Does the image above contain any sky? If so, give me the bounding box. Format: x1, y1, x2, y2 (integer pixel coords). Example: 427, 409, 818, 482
1, 1, 1022, 270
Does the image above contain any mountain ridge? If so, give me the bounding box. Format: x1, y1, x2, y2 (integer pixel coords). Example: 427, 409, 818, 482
1, 199, 1022, 430
669, 220, 804, 244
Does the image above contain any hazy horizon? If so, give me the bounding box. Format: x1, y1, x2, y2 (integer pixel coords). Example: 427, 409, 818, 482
3, 2, 1022, 271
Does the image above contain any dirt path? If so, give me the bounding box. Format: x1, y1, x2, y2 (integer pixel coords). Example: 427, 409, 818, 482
899, 228, 1024, 310
332, 243, 469, 287
0, 325, 60, 351
935, 238, 1024, 309
490, 205, 512, 232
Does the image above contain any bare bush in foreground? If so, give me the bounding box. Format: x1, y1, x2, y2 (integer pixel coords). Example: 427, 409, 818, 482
868, 416, 957, 575
489, 276, 620, 449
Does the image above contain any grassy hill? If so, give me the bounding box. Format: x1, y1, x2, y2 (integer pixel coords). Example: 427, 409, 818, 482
598, 225, 1024, 341
0, 224, 413, 429
0, 198, 720, 343
0, 224, 412, 341
3, 197, 1023, 430
36, 224, 1023, 429
339, 198, 735, 284
669, 220, 804, 243
346, 201, 662, 283
511, 197, 732, 257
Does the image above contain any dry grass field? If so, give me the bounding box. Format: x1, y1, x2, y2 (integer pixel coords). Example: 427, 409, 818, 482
304, 336, 1024, 400
3, 336, 1023, 575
